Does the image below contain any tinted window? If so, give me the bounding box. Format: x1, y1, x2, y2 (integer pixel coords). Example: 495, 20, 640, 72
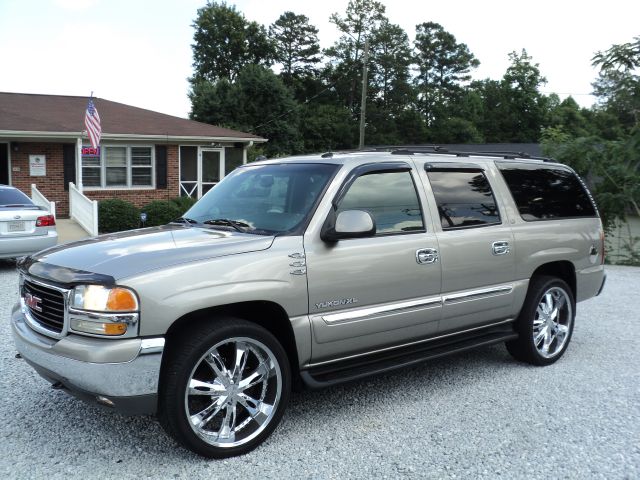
185, 163, 337, 234
338, 171, 424, 234
499, 167, 596, 221
427, 171, 500, 229
0, 187, 33, 207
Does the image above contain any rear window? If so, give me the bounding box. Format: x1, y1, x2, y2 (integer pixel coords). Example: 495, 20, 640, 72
0, 188, 33, 206
426, 170, 501, 229
498, 166, 596, 221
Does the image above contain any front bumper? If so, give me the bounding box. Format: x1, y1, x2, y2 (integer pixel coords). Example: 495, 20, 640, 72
11, 304, 164, 415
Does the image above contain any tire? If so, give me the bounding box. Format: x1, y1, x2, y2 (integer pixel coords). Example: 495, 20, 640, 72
158, 317, 291, 458
506, 275, 576, 366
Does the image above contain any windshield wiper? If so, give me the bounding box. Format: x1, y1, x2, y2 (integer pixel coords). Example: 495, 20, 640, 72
172, 216, 198, 226
202, 218, 250, 233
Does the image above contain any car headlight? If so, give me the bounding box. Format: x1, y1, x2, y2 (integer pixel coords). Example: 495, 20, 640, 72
71, 285, 139, 312
69, 285, 139, 337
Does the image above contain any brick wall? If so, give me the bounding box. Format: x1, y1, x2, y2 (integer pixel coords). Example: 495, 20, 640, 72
10, 143, 180, 217
10, 143, 69, 215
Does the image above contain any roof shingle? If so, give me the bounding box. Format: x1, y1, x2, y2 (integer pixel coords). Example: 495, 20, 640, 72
0, 92, 262, 140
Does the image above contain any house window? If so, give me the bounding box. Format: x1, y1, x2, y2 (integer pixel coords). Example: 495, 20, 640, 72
82, 146, 154, 188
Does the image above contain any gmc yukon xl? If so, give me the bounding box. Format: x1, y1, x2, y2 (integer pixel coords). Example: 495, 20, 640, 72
11, 150, 606, 457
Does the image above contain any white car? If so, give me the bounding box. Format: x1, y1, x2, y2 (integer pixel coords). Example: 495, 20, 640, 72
0, 185, 57, 259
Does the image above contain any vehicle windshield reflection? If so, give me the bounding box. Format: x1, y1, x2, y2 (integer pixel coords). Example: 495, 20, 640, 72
184, 163, 338, 235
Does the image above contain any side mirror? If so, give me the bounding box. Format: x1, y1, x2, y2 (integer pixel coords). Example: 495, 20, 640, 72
321, 209, 376, 242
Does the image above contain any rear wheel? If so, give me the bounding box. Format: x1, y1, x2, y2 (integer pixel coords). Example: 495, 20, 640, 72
159, 318, 291, 458
506, 276, 575, 366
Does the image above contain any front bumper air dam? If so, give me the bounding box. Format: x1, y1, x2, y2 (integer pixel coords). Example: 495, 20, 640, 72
11, 304, 164, 415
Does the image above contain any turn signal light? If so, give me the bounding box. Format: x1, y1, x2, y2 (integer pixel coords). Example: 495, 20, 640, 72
36, 215, 56, 227
70, 318, 128, 336
106, 288, 138, 311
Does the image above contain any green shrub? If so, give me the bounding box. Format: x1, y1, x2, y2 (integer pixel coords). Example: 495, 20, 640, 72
98, 199, 140, 233
169, 196, 198, 215
140, 200, 182, 227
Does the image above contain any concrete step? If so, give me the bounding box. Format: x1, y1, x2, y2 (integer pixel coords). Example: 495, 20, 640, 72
56, 218, 91, 244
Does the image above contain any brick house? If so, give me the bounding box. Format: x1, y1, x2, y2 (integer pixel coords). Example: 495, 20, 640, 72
0, 92, 266, 217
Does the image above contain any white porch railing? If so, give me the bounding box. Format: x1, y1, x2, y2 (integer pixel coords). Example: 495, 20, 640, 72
31, 184, 56, 219
69, 182, 98, 236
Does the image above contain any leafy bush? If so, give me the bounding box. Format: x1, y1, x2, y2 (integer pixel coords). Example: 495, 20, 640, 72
140, 200, 182, 227
169, 196, 198, 215
98, 199, 140, 233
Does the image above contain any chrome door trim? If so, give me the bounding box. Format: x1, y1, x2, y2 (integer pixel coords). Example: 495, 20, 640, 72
416, 248, 439, 264
305, 318, 514, 368
492, 240, 510, 256
443, 284, 513, 305
321, 295, 442, 325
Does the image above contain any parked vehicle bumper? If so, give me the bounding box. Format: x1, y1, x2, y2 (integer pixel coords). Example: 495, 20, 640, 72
0, 231, 58, 259
11, 303, 163, 415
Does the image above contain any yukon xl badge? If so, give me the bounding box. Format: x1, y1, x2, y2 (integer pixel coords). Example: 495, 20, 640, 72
315, 298, 358, 309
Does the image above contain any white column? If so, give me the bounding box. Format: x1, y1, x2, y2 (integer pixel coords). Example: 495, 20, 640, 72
76, 137, 83, 191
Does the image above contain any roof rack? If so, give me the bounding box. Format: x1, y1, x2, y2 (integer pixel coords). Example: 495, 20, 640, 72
388, 146, 556, 162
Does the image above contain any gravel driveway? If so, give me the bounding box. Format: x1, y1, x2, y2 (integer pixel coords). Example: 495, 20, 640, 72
1, 261, 638, 479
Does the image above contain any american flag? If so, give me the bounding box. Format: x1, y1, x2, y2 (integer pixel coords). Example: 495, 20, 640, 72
85, 98, 102, 149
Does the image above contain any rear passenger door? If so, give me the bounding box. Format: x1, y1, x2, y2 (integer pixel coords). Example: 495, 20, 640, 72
419, 163, 516, 333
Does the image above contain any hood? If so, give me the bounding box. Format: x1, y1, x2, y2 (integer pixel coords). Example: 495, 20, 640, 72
22, 225, 274, 285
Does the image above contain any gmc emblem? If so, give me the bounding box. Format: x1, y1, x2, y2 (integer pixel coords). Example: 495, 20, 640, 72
25, 293, 43, 312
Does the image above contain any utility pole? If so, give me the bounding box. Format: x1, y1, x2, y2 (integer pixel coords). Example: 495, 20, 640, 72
359, 37, 369, 150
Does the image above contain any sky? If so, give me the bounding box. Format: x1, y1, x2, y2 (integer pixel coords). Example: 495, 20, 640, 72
0, 0, 638, 119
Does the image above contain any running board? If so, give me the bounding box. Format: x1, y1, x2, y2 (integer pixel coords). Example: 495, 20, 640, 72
300, 323, 517, 389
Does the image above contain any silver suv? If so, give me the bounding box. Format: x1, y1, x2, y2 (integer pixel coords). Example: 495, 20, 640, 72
11, 150, 606, 458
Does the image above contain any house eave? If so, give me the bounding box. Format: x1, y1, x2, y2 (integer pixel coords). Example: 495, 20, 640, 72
0, 130, 267, 143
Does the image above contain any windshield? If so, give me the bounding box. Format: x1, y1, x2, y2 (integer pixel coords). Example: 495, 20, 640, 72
183, 163, 338, 234
0, 187, 34, 207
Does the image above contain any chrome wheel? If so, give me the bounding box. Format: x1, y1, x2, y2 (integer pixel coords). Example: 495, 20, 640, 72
184, 337, 282, 448
532, 287, 573, 359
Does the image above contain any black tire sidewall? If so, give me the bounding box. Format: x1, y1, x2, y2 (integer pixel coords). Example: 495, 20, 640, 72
159, 318, 291, 458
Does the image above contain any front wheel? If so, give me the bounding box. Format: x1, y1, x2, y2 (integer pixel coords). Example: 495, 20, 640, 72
158, 318, 291, 458
506, 276, 575, 366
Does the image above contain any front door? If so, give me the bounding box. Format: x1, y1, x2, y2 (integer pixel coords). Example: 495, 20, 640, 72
304, 163, 442, 364
0, 143, 8, 185
180, 147, 225, 198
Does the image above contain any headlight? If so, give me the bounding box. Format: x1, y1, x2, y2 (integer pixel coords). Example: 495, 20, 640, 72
69, 285, 139, 337
71, 285, 139, 312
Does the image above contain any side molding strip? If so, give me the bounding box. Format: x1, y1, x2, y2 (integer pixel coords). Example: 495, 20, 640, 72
443, 285, 513, 304
321, 296, 442, 324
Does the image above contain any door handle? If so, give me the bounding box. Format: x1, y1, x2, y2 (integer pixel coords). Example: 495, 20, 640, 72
416, 248, 439, 264
492, 241, 510, 256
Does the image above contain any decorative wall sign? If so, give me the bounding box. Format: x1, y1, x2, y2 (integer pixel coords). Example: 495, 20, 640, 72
29, 155, 46, 176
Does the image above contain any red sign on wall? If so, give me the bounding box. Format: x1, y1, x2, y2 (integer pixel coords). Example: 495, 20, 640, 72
81, 146, 101, 157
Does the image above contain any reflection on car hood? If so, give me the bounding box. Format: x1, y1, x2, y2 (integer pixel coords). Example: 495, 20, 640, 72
25, 224, 275, 282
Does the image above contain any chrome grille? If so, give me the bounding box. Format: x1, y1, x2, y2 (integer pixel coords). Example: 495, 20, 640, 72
22, 280, 65, 334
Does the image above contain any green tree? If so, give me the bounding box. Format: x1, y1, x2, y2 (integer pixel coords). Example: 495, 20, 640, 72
499, 49, 549, 142
413, 22, 480, 126
591, 36, 640, 130
269, 12, 322, 87
300, 103, 356, 152
546, 96, 590, 138
191, 1, 273, 83
191, 65, 302, 157
365, 19, 420, 145
324, 0, 387, 111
